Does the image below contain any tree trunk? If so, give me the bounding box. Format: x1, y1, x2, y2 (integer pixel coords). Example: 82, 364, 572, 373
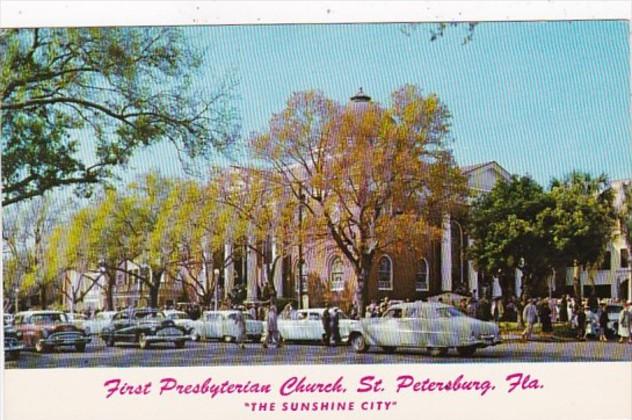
572, 263, 581, 299
106, 272, 115, 310
40, 285, 47, 309
354, 254, 373, 318
149, 270, 162, 308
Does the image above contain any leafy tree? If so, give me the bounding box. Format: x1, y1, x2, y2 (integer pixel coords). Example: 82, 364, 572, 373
543, 172, 616, 298
2, 195, 64, 308
468, 175, 553, 297
1, 27, 239, 206
251, 85, 467, 314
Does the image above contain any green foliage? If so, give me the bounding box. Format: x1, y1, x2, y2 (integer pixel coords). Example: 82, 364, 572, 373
468, 172, 616, 296
1, 27, 239, 206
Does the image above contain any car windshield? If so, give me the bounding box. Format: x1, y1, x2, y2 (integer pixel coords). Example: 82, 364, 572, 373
31, 313, 67, 323
136, 311, 163, 320
607, 306, 623, 314
435, 307, 465, 318
167, 312, 189, 320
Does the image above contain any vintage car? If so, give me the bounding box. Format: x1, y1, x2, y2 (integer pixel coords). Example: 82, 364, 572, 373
160, 310, 196, 331
277, 308, 359, 343
14, 310, 91, 353
4, 318, 24, 360
100, 308, 190, 349
190, 310, 263, 342
585, 304, 624, 338
82, 311, 117, 336
348, 301, 501, 356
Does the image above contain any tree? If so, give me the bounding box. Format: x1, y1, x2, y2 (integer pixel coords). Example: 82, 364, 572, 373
620, 182, 632, 300
251, 85, 467, 314
468, 175, 553, 298
1, 27, 239, 206
2, 195, 64, 308
543, 172, 616, 298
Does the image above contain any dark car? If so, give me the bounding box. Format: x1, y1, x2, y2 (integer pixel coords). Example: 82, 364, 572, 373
14, 311, 91, 353
4, 318, 24, 360
100, 308, 191, 349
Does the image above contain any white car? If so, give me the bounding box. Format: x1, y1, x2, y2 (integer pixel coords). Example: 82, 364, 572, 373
348, 301, 501, 356
160, 310, 195, 332
191, 310, 263, 342
277, 308, 359, 343
82, 311, 117, 336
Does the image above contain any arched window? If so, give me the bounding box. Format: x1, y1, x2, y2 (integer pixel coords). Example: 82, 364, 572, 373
329, 257, 344, 291
416, 258, 429, 291
377, 255, 393, 290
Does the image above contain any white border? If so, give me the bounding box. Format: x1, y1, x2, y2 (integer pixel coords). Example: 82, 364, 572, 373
0, 1, 630, 29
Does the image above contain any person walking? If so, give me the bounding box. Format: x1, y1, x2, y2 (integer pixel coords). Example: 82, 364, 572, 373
233, 310, 246, 349
540, 299, 552, 334
576, 306, 587, 341
262, 304, 282, 349
598, 303, 609, 342
559, 295, 568, 323
521, 299, 538, 341
618, 301, 631, 344
321, 305, 331, 346
331, 307, 341, 346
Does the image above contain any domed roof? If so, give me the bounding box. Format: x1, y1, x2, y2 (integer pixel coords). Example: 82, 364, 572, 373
350, 87, 371, 103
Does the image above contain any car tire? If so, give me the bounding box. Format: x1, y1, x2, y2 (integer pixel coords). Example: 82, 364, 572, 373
381, 346, 397, 354
350, 333, 368, 353
428, 347, 448, 357
35, 341, 48, 354
174, 340, 186, 349
138, 333, 150, 350
456, 346, 477, 357
75, 343, 87, 352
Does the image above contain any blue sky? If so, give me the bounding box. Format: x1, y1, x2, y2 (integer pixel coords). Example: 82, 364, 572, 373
124, 20, 630, 187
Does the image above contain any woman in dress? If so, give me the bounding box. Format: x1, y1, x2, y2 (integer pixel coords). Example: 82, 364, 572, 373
618, 301, 631, 343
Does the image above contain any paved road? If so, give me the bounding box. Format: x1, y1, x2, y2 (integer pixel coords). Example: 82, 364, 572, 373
5, 337, 632, 368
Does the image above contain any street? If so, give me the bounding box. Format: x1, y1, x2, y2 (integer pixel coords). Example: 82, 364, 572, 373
6, 338, 632, 369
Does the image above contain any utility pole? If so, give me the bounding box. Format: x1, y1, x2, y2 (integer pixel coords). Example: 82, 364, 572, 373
298, 184, 305, 309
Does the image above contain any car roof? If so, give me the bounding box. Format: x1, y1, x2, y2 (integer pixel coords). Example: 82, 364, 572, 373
16, 310, 64, 315
388, 301, 451, 310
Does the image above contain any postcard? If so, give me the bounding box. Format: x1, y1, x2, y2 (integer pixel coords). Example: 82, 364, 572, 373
1, 2, 631, 420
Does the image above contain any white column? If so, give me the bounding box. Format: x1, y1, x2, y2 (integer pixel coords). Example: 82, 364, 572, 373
515, 268, 523, 298
271, 238, 283, 297
441, 214, 452, 292
246, 238, 258, 301
467, 239, 478, 296
223, 242, 234, 299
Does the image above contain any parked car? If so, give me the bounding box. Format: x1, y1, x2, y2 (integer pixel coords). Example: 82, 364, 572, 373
584, 305, 624, 339
347, 301, 501, 356
13, 310, 91, 353
65, 312, 88, 331
82, 311, 117, 336
160, 310, 196, 332
191, 310, 263, 342
100, 308, 190, 349
4, 318, 24, 360
277, 308, 359, 343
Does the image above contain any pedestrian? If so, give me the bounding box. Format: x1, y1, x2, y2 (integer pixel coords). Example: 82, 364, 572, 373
233, 311, 246, 349
521, 299, 538, 341
321, 305, 331, 346
559, 295, 568, 323
330, 308, 341, 346
588, 292, 599, 313
549, 297, 558, 324
576, 306, 587, 341
467, 298, 478, 319
262, 303, 281, 349
540, 299, 552, 334
617, 301, 631, 344
598, 303, 609, 342
349, 303, 359, 320
478, 296, 491, 321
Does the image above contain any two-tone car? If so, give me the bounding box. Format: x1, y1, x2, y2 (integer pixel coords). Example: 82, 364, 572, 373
13, 310, 91, 353
160, 310, 196, 332
347, 301, 501, 356
190, 310, 263, 342
277, 308, 359, 344
82, 311, 117, 336
4, 317, 24, 360
100, 308, 190, 349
